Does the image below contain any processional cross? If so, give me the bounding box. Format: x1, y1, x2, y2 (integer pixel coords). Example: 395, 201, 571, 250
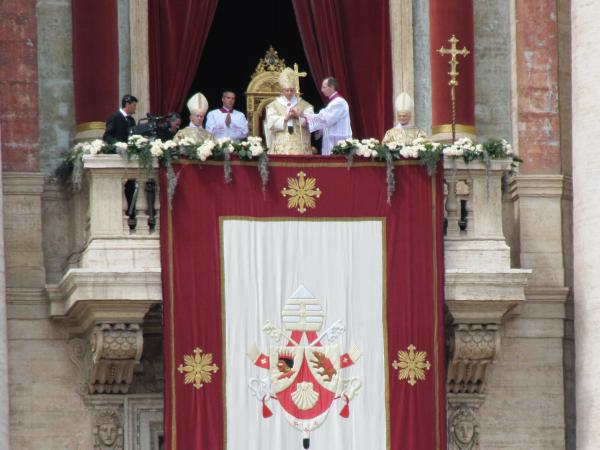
292, 63, 307, 96
436, 34, 470, 142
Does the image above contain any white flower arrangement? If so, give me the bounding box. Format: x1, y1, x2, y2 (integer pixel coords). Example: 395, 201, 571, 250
150, 139, 165, 157
501, 139, 513, 155
238, 136, 265, 157
127, 135, 149, 148
442, 137, 476, 157
196, 140, 216, 161
73, 139, 106, 156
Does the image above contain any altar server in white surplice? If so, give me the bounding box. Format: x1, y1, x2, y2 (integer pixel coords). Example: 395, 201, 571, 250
205, 91, 248, 142
300, 76, 352, 155
265, 67, 314, 155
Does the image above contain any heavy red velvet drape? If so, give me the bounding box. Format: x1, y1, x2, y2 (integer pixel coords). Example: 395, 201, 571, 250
161, 157, 446, 449
72, 0, 119, 123
148, 0, 218, 114
292, 0, 393, 140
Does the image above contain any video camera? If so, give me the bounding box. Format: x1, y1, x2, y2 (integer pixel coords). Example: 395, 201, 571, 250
130, 113, 179, 139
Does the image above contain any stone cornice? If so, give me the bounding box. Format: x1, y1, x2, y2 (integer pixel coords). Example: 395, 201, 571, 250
49, 268, 162, 334
443, 157, 513, 173
445, 269, 530, 321
3, 172, 46, 195
82, 154, 158, 170
515, 174, 566, 198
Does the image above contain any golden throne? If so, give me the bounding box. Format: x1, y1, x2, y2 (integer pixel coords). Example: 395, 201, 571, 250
245, 47, 304, 147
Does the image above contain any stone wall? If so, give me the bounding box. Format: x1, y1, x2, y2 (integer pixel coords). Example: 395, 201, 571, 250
412, 0, 431, 133
37, 0, 75, 174
0, 0, 40, 172
477, 0, 571, 448
4, 174, 94, 448
474, 0, 512, 141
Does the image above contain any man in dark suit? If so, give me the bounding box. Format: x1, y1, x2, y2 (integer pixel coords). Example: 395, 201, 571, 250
103, 94, 138, 143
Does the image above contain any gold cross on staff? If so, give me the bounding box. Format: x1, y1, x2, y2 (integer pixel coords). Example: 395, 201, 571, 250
293, 63, 307, 95
437, 34, 470, 86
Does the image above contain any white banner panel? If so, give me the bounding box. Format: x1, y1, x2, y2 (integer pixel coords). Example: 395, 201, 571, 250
222, 219, 386, 450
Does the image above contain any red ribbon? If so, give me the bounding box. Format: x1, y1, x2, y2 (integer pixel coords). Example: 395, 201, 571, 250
289, 330, 320, 346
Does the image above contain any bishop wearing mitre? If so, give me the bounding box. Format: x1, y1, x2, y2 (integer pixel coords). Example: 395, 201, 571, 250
265, 67, 314, 155
382, 92, 427, 145
174, 92, 214, 143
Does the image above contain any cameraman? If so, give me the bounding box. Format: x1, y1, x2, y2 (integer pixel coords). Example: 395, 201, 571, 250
103, 94, 138, 143
156, 113, 181, 141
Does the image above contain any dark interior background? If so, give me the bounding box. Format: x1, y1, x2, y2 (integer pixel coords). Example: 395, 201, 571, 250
184, 0, 323, 125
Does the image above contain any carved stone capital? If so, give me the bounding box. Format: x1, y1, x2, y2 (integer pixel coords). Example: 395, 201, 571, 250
447, 323, 500, 394
70, 323, 144, 395
447, 394, 483, 450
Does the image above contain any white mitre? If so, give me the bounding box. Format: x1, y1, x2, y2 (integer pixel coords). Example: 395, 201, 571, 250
187, 92, 208, 115
395, 92, 414, 113
278, 67, 297, 90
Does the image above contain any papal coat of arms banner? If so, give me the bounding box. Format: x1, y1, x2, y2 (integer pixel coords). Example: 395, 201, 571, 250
160, 156, 445, 450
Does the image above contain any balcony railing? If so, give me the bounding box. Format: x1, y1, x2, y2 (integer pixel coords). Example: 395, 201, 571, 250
47, 155, 528, 399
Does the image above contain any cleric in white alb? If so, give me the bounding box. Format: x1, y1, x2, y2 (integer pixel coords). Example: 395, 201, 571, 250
205, 90, 249, 142
299, 77, 352, 155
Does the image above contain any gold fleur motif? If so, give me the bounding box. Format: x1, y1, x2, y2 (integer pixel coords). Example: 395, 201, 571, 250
177, 347, 219, 390
281, 171, 322, 214
392, 344, 431, 386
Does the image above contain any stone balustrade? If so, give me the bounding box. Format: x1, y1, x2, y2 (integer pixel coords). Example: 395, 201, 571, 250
48, 155, 162, 394
442, 157, 530, 450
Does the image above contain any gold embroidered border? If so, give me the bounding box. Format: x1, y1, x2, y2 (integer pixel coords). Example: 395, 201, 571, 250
167, 165, 441, 450
432, 175, 440, 450
168, 203, 177, 448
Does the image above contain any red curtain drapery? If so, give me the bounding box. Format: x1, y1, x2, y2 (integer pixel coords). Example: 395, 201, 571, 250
292, 0, 393, 140
72, 0, 119, 124
429, 0, 475, 132
148, 0, 218, 115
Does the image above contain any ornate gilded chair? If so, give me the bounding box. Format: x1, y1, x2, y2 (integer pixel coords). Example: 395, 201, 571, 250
246, 47, 305, 148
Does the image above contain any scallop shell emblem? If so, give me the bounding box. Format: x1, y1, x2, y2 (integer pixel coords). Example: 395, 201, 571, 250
291, 382, 320, 410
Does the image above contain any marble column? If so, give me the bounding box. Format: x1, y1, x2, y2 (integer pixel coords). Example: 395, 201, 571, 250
0, 133, 9, 449
572, 1, 600, 447
389, 0, 414, 123
129, 0, 150, 119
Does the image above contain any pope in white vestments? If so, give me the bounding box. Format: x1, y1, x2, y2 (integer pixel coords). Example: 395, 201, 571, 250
205, 91, 248, 141
301, 77, 352, 155
265, 67, 314, 155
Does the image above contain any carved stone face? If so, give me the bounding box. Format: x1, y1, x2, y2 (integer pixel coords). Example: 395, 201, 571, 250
454, 419, 475, 445
98, 423, 118, 446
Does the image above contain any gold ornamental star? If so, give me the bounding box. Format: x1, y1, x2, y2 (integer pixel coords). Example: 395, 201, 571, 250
177, 347, 219, 390
392, 344, 431, 386
281, 171, 322, 214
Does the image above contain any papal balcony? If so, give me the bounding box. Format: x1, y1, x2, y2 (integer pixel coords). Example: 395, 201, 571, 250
46, 155, 529, 411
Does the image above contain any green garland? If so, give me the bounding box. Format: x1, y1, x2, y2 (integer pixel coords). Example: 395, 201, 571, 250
331, 137, 521, 174
57, 134, 520, 204
56, 135, 269, 189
